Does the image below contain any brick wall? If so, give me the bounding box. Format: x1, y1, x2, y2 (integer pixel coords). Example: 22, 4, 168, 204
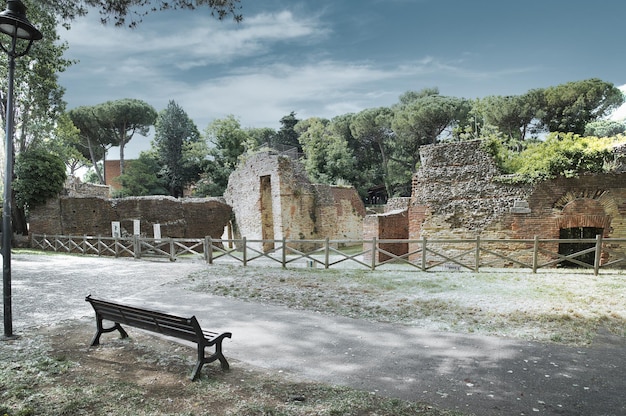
405, 141, 626, 266
224, 152, 365, 252
29, 195, 232, 239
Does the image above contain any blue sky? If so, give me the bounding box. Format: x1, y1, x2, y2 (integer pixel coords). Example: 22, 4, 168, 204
57, 0, 626, 159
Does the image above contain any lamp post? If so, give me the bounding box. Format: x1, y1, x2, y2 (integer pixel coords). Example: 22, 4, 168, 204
0, 0, 42, 339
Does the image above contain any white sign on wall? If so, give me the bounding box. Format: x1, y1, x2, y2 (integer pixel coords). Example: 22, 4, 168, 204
111, 221, 121, 238
133, 220, 141, 236
153, 223, 161, 242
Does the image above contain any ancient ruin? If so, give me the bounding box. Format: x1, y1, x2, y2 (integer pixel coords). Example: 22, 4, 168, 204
365, 140, 626, 266
29, 177, 232, 239
224, 152, 365, 251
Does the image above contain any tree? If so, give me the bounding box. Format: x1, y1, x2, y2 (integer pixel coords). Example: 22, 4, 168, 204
67, 105, 110, 184
0, 2, 72, 235
473, 93, 541, 142
94, 98, 157, 175
0, 2, 72, 154
350, 107, 394, 198
584, 120, 626, 137
13, 147, 66, 212
296, 117, 355, 185
116, 150, 167, 196
506, 133, 621, 181
391, 89, 470, 173
539, 79, 624, 135
247, 127, 276, 149
153, 100, 203, 197
42, 0, 242, 28
199, 115, 250, 196
274, 111, 301, 152
47, 113, 91, 176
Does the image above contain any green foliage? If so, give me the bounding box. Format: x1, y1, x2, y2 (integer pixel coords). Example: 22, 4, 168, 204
82, 163, 103, 184
498, 133, 625, 182
349, 108, 391, 197
274, 111, 301, 152
296, 117, 356, 184
0, 1, 73, 153
96, 98, 158, 174
43, 0, 242, 28
472, 93, 542, 141
116, 151, 168, 197
200, 115, 251, 196
14, 147, 67, 209
539, 79, 624, 135
391, 89, 470, 173
584, 120, 626, 137
153, 100, 204, 197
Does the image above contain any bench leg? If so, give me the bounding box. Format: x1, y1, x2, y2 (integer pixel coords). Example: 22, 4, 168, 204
90, 316, 129, 346
190, 340, 230, 381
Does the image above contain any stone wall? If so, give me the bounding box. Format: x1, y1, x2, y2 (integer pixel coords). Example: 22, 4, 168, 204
406, 140, 626, 266
65, 175, 110, 198
410, 140, 531, 236
224, 152, 365, 251
29, 195, 232, 239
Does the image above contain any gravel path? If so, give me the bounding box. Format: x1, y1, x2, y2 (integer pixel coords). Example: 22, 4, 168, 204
4, 252, 626, 416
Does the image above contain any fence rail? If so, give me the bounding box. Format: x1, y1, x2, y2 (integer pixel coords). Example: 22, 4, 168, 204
29, 233, 626, 274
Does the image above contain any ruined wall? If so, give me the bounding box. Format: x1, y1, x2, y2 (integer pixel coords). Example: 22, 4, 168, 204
409, 140, 531, 238
224, 152, 365, 251
407, 140, 626, 266
65, 175, 110, 198
224, 152, 316, 246
313, 185, 366, 241
29, 195, 232, 239
363, 197, 411, 262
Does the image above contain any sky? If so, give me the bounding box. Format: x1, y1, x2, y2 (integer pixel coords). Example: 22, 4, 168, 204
57, 0, 626, 159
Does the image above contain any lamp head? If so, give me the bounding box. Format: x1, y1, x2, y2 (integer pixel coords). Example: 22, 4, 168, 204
0, 0, 42, 41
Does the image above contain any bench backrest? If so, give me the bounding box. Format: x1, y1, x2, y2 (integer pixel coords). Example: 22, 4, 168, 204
86, 295, 201, 342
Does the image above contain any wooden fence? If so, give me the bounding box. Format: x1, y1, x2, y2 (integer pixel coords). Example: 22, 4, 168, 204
29, 233, 626, 274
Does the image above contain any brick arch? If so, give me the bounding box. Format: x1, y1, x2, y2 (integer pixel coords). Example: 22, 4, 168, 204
556, 198, 612, 233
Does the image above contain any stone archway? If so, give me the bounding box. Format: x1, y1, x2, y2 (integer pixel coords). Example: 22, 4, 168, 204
556, 195, 612, 268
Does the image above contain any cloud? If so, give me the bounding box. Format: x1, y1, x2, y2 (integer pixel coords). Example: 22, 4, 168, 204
59, 5, 553, 141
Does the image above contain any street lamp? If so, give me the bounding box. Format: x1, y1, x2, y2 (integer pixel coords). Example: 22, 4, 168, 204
0, 0, 42, 339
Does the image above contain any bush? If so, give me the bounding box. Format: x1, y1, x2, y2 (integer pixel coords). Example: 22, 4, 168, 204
14, 148, 67, 209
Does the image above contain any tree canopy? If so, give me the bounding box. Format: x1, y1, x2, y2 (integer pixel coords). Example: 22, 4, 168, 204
95, 98, 157, 175
13, 146, 67, 210
538, 79, 624, 135
153, 100, 204, 197
42, 0, 242, 27
391, 89, 470, 172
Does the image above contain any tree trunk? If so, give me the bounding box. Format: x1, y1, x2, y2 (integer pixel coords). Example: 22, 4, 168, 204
11, 190, 27, 236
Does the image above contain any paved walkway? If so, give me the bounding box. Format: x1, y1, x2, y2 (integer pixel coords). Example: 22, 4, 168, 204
4, 253, 625, 416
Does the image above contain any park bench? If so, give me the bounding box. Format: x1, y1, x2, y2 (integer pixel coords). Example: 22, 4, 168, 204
85, 295, 231, 381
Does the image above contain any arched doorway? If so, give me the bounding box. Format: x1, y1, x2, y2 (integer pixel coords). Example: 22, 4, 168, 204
558, 226, 603, 267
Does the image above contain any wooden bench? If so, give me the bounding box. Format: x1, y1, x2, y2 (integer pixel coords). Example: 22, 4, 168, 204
85, 295, 231, 381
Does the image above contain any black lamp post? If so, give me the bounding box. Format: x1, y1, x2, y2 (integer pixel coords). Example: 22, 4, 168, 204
0, 0, 42, 339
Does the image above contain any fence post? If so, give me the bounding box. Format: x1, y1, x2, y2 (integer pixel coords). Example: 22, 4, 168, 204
532, 235, 539, 273
325, 237, 330, 269
134, 235, 140, 259
207, 237, 213, 264
371, 237, 377, 270
243, 237, 247, 267
282, 237, 287, 268
421, 236, 427, 271
475, 235, 480, 272
169, 238, 175, 262
203, 237, 208, 263
594, 234, 603, 276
